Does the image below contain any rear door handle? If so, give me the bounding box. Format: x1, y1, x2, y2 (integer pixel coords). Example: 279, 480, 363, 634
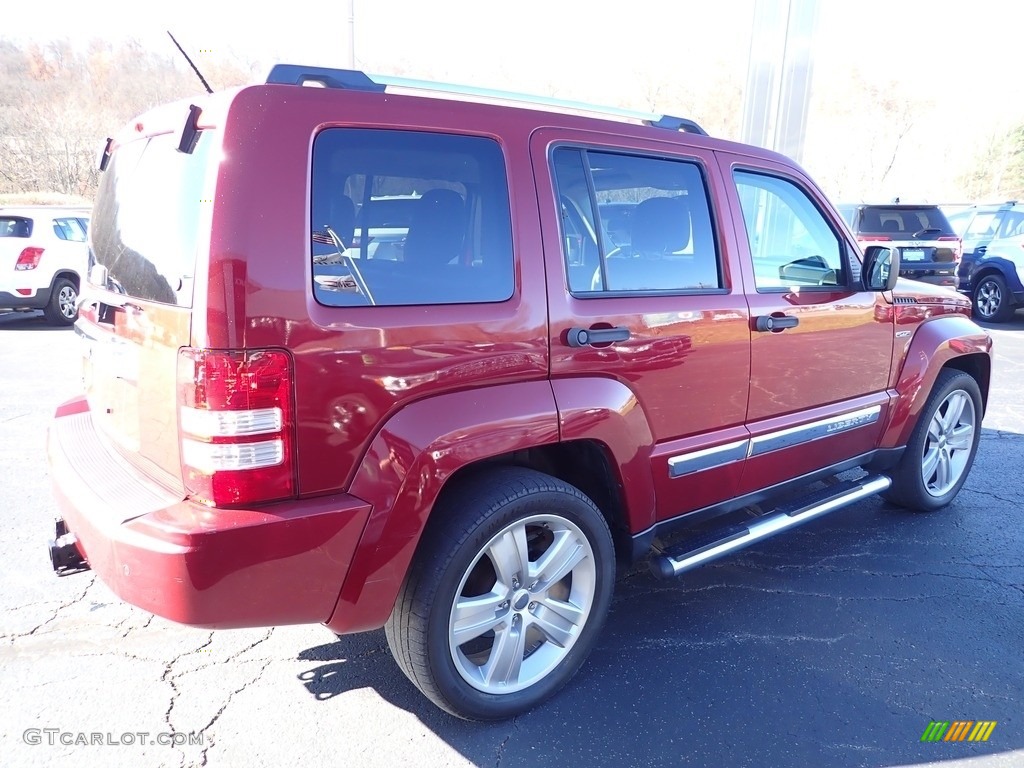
754, 315, 799, 332
566, 326, 631, 347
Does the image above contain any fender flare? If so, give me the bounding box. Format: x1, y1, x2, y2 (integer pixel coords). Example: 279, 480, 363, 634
972, 258, 1022, 291
879, 315, 992, 449
325, 376, 657, 634
327, 380, 558, 633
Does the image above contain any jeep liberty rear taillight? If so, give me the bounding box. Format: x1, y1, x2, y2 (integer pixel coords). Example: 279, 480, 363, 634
177, 348, 296, 506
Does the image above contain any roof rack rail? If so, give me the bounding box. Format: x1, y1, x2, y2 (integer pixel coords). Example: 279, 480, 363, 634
266, 65, 385, 92
265, 64, 708, 137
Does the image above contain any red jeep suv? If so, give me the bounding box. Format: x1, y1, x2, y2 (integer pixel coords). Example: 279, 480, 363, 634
46, 65, 992, 721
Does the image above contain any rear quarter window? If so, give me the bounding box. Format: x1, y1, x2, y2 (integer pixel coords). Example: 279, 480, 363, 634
310, 129, 514, 307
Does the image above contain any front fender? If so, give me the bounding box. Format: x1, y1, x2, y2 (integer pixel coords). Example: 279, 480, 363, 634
326, 380, 559, 634
879, 315, 992, 449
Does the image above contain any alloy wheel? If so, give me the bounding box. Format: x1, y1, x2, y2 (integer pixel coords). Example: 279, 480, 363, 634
976, 279, 1002, 319
921, 389, 976, 497
58, 284, 77, 319
448, 514, 596, 694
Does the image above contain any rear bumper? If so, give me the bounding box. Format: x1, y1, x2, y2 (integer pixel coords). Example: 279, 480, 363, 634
47, 397, 372, 629
0, 288, 47, 309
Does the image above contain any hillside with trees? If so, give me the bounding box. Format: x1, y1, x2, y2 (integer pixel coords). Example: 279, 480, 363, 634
0, 38, 253, 203
2, 34, 1023, 207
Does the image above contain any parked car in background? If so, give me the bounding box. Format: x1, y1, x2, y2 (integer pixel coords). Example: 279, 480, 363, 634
946, 201, 1024, 321
0, 206, 90, 326
957, 232, 1024, 322
837, 203, 961, 289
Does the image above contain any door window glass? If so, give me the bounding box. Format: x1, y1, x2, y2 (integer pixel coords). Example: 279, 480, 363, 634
734, 171, 845, 290
553, 148, 721, 294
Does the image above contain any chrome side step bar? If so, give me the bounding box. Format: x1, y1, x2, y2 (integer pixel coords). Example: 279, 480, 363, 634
650, 475, 891, 579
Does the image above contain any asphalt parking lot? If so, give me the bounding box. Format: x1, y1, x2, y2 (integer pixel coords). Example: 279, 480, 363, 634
1, 308, 1022, 768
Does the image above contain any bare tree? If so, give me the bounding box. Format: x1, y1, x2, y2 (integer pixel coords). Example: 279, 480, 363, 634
0, 37, 257, 201
959, 124, 1024, 201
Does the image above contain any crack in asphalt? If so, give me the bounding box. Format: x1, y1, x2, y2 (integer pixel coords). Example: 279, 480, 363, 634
637, 632, 851, 649
154, 629, 275, 766
121, 613, 154, 640
161, 633, 214, 767
3, 574, 96, 645
732, 564, 1024, 587
980, 431, 1024, 440
494, 715, 519, 768
197, 657, 275, 767
612, 570, 1024, 608
169, 629, 277, 681
962, 486, 1024, 507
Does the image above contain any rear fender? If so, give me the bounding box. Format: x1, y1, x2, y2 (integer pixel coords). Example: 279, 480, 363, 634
879, 315, 992, 449
327, 381, 560, 634
326, 376, 658, 634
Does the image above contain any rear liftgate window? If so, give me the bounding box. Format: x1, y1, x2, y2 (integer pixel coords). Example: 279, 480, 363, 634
90, 132, 212, 307
311, 129, 514, 307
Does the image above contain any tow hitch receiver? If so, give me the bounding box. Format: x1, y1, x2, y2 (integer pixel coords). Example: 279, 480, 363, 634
49, 518, 90, 576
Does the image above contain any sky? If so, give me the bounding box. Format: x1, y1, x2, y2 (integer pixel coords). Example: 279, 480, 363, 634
8, 0, 1024, 201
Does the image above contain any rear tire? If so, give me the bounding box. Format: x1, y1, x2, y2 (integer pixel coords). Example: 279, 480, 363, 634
385, 467, 615, 721
972, 273, 1014, 323
43, 278, 78, 326
883, 369, 982, 511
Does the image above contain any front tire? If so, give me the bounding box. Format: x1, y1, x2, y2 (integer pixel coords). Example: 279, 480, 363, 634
972, 273, 1014, 323
884, 369, 982, 511
385, 467, 615, 721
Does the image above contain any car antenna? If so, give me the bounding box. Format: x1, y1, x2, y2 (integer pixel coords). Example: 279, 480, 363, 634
167, 31, 213, 94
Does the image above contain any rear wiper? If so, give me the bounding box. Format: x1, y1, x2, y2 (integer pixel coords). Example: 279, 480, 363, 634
913, 228, 943, 238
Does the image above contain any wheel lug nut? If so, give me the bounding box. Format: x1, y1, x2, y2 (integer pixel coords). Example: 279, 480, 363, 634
528, 602, 537, 611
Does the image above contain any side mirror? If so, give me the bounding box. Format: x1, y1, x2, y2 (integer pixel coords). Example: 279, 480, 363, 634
862, 246, 899, 291
88, 263, 108, 288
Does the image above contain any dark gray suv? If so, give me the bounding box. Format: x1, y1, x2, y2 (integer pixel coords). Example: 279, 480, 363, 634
838, 204, 961, 289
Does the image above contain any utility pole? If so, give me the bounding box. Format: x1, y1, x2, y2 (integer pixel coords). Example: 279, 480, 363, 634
346, 0, 356, 68
740, 0, 818, 164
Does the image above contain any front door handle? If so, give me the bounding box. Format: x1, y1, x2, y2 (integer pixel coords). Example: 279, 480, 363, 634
566, 326, 631, 347
754, 314, 799, 332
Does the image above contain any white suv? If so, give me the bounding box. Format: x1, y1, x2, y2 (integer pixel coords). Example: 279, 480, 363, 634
0, 206, 90, 326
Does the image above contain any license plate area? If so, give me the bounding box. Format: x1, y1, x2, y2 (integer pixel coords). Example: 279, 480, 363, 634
901, 248, 926, 262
